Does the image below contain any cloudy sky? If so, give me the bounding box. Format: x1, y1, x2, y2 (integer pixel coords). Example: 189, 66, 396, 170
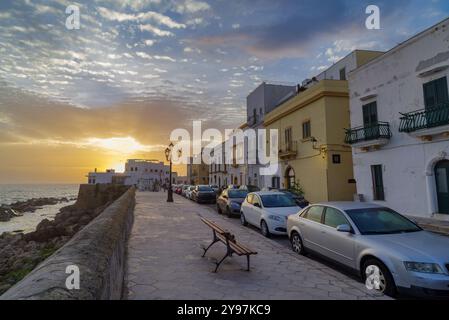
1, 0, 449, 183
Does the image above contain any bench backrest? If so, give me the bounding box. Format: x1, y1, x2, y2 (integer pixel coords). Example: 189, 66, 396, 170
201, 217, 235, 242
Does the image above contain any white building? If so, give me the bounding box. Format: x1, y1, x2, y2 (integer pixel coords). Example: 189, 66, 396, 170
347, 18, 449, 220
87, 159, 177, 191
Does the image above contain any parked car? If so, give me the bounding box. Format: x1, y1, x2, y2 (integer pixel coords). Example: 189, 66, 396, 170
216, 189, 248, 217
240, 192, 300, 237
181, 185, 190, 197
279, 190, 309, 208
287, 202, 449, 298
239, 185, 261, 193
186, 186, 195, 200
192, 185, 217, 204
173, 185, 182, 194
210, 184, 220, 195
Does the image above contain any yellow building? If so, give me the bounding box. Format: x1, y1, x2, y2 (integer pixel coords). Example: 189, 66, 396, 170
264, 50, 383, 203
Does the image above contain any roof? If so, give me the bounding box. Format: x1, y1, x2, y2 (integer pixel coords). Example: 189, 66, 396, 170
312, 202, 385, 211
350, 16, 449, 75
252, 191, 285, 196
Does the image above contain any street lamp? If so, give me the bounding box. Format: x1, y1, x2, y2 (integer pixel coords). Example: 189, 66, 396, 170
165, 143, 182, 203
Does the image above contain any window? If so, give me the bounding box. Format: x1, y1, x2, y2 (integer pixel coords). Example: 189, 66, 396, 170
304, 206, 324, 223
253, 195, 261, 207
302, 121, 311, 139
285, 127, 292, 148
324, 207, 349, 228
286, 167, 295, 189
371, 165, 385, 201
423, 77, 448, 109
272, 176, 281, 189
339, 67, 346, 80
332, 154, 341, 164
363, 102, 378, 127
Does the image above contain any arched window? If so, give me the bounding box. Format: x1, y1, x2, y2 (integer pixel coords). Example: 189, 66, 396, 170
435, 160, 449, 214
286, 167, 295, 190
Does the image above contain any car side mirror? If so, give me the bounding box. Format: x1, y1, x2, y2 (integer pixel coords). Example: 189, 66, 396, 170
254, 203, 261, 208
336, 224, 351, 233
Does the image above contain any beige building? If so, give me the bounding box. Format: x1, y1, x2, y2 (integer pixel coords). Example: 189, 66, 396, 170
264, 50, 383, 203
187, 155, 210, 185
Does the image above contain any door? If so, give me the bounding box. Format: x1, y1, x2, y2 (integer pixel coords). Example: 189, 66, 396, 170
250, 195, 264, 226
435, 160, 449, 214
242, 194, 255, 224
424, 77, 448, 127
300, 206, 325, 253
321, 207, 356, 268
363, 102, 379, 140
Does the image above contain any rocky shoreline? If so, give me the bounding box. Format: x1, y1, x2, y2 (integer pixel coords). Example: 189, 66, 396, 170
0, 197, 76, 222
0, 200, 113, 294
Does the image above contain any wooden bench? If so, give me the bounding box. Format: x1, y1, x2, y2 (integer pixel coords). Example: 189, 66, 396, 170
200, 217, 257, 272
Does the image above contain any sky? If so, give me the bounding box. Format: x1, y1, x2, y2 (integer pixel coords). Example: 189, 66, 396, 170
1, 0, 449, 183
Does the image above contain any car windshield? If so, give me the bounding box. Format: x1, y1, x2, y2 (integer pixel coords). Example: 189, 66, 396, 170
345, 208, 422, 235
210, 185, 218, 188
260, 194, 297, 208
228, 190, 248, 198
198, 186, 213, 192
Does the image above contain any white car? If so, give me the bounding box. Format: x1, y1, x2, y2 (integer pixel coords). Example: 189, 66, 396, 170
240, 192, 301, 237
186, 186, 195, 200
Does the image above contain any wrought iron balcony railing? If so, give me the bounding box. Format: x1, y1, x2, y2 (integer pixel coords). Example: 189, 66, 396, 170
279, 141, 298, 158
399, 103, 449, 133
345, 122, 392, 145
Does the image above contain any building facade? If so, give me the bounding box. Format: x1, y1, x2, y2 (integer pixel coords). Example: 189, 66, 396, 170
241, 82, 298, 188
87, 159, 176, 191
187, 155, 210, 185
347, 18, 449, 220
264, 50, 383, 203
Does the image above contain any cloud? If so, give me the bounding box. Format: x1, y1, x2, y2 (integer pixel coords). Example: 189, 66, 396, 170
174, 0, 210, 14
136, 51, 153, 59
139, 24, 174, 37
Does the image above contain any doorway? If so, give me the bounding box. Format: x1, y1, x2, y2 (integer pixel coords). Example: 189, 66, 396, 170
435, 160, 449, 214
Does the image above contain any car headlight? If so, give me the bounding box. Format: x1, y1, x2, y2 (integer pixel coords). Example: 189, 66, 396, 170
404, 262, 445, 274
268, 215, 283, 222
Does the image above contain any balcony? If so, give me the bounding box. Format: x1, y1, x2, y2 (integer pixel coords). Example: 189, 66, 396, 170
399, 103, 449, 140
345, 122, 392, 150
279, 141, 298, 159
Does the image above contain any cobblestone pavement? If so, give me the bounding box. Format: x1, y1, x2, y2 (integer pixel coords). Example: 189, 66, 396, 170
124, 192, 390, 300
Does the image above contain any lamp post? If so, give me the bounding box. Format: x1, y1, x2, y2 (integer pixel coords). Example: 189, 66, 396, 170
165, 143, 182, 203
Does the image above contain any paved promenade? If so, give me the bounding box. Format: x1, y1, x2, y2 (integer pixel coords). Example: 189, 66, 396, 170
124, 192, 388, 300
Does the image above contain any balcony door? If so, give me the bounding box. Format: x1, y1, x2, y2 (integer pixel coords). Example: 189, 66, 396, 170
424, 77, 448, 109
423, 77, 449, 127
435, 160, 449, 214
363, 102, 379, 140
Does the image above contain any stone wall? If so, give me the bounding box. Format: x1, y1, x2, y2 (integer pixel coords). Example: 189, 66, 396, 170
0, 187, 136, 300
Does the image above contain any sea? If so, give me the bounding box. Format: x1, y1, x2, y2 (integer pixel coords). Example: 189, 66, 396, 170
0, 184, 79, 235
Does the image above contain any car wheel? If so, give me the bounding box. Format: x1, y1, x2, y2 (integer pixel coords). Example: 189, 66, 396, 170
260, 220, 271, 238
362, 259, 397, 297
290, 232, 305, 255
217, 204, 222, 214
240, 213, 248, 226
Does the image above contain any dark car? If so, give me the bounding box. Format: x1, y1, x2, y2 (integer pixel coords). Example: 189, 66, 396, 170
192, 185, 217, 204
216, 189, 248, 217
239, 185, 261, 193
279, 189, 309, 208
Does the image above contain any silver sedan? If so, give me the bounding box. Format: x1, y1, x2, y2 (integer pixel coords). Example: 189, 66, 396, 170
287, 202, 449, 298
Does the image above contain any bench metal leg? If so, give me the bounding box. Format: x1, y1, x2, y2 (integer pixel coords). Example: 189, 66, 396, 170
214, 252, 229, 273
202, 239, 219, 257
246, 255, 250, 271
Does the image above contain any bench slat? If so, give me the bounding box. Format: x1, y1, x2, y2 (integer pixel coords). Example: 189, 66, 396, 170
202, 217, 257, 256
